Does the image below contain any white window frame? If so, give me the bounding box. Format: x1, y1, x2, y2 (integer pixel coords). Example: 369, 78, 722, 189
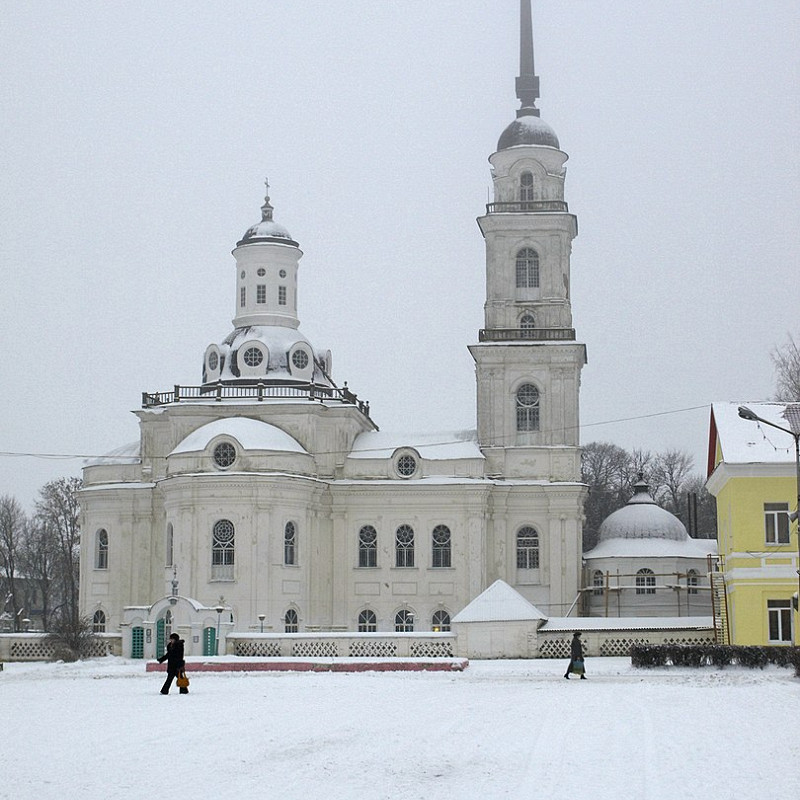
767, 599, 792, 642
764, 503, 790, 545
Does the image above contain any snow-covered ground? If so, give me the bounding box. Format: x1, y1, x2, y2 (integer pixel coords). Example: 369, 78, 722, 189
1, 657, 798, 800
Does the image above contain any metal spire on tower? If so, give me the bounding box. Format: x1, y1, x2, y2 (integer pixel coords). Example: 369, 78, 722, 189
261, 176, 274, 221
515, 0, 540, 117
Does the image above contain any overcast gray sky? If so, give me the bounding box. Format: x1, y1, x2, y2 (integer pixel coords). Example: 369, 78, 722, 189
2, 0, 799, 510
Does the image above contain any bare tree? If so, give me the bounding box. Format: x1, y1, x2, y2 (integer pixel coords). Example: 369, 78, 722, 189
35, 477, 82, 626
581, 442, 632, 550
19, 517, 60, 630
650, 449, 695, 519
771, 332, 800, 401
0, 495, 28, 631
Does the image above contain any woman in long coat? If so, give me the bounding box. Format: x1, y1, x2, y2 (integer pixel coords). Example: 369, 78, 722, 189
158, 632, 188, 694
564, 631, 586, 679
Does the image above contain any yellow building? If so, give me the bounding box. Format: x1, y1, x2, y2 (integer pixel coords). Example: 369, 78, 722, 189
706, 402, 800, 645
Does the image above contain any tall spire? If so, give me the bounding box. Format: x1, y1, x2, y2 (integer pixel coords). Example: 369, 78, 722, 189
515, 0, 540, 117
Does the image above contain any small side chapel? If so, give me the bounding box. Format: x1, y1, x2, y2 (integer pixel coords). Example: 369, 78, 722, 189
79, 1, 588, 657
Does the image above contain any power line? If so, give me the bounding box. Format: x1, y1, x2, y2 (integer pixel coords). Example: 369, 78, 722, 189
0, 403, 710, 461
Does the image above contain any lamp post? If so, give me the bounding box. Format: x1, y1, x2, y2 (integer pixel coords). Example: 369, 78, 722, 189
738, 405, 800, 641
258, 614, 266, 634
215, 604, 224, 656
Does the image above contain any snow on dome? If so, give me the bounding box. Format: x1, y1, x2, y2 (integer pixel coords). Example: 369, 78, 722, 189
84, 440, 141, 466
452, 579, 547, 623
497, 112, 560, 150
238, 218, 297, 246
596, 476, 688, 543
349, 429, 483, 461
170, 417, 308, 456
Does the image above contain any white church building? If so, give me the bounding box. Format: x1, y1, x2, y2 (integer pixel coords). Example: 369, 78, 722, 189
79, 2, 590, 658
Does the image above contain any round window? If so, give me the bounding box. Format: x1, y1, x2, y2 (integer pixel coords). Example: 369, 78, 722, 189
292, 350, 309, 370
243, 347, 263, 367
213, 442, 236, 468
257, 268, 266, 277
240, 271, 245, 279
397, 454, 417, 477
279, 269, 286, 278
208, 351, 219, 371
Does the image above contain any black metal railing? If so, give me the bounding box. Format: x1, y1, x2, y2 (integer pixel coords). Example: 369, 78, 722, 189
142, 382, 371, 418
485, 200, 568, 214
479, 328, 576, 342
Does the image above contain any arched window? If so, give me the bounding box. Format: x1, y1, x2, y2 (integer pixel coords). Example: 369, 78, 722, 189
432, 525, 451, 568
165, 523, 174, 567
515, 248, 539, 288
432, 610, 451, 632
395, 525, 415, 568
284, 608, 299, 633
95, 529, 108, 570
516, 384, 540, 432
212, 519, 235, 580
520, 313, 536, 339
687, 569, 699, 595
358, 525, 378, 568
284, 521, 297, 566
593, 570, 605, 596
520, 171, 535, 204
92, 610, 106, 633
358, 609, 377, 632
395, 609, 414, 632
516, 526, 539, 569
636, 568, 656, 595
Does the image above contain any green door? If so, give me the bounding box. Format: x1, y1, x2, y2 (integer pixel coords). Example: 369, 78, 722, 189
156, 618, 165, 658
131, 627, 144, 659
203, 627, 216, 656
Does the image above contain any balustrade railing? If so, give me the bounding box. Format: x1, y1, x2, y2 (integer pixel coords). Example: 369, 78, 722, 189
479, 328, 576, 342
142, 382, 371, 417
486, 200, 568, 214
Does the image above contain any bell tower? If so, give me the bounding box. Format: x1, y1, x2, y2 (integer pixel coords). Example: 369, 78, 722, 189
469, 0, 586, 481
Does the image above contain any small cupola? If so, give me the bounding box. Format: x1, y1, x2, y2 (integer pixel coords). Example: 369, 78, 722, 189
237, 181, 299, 247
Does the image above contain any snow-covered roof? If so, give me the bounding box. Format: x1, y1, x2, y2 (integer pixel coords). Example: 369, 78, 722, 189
585, 536, 716, 560
170, 417, 308, 456
84, 440, 141, 466
349, 429, 483, 461
541, 616, 714, 632
711, 401, 799, 466
452, 580, 547, 623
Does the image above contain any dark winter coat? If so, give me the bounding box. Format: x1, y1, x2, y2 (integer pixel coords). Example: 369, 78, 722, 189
570, 635, 583, 661
158, 638, 185, 673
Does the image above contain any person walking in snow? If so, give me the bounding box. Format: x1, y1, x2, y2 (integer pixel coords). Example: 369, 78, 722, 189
564, 631, 586, 679
157, 632, 188, 694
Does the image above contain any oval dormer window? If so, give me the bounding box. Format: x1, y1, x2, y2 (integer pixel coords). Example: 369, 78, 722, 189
292, 350, 309, 370
243, 347, 264, 367
213, 442, 237, 469
396, 454, 417, 478
208, 351, 219, 371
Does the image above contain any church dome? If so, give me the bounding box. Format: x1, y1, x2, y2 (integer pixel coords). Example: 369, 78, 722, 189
238, 218, 296, 246
237, 184, 298, 247
498, 111, 560, 151
597, 477, 688, 543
